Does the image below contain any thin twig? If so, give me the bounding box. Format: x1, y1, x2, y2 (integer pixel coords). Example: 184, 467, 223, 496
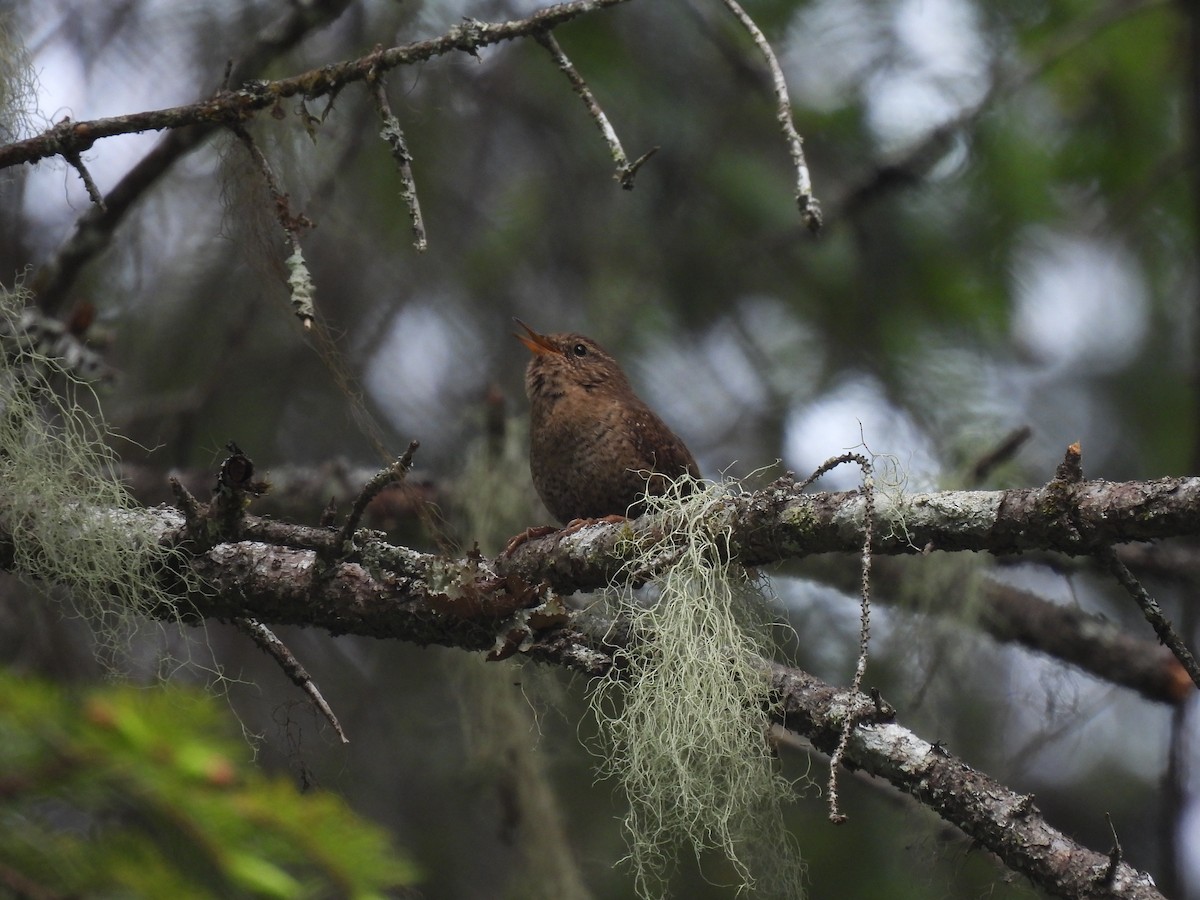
230, 124, 315, 329
718, 0, 822, 233
62, 150, 106, 210
338, 440, 420, 552
235, 616, 349, 744
968, 425, 1033, 486
1097, 545, 1200, 689
1044, 444, 1199, 688
535, 30, 657, 189
798, 451, 873, 822
368, 70, 428, 250
168, 476, 203, 523
1102, 812, 1122, 887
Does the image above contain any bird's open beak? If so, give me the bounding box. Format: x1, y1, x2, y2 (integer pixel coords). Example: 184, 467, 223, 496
513, 318, 557, 355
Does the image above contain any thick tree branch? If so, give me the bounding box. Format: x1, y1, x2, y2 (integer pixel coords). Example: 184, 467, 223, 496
976, 579, 1191, 703
197, 536, 1164, 900
115, 461, 1200, 701
765, 664, 1162, 900
10, 475, 1199, 658
0, 482, 1171, 898
502, 474, 1200, 591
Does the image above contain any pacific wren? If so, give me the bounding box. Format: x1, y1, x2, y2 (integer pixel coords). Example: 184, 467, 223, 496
516, 319, 699, 523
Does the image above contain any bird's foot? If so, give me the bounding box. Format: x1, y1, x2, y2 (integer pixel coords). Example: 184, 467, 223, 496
561, 514, 629, 535
502, 524, 560, 556
502, 515, 628, 556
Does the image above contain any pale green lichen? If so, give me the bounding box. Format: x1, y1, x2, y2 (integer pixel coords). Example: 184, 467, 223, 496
0, 283, 188, 669
592, 475, 807, 898
0, 14, 38, 142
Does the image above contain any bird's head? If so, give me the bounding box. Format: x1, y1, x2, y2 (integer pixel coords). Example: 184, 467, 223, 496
514, 318, 632, 402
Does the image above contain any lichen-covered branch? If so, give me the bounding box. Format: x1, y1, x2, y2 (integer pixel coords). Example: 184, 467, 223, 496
105, 461, 1200, 703
767, 664, 1162, 900
502, 473, 1200, 591
229, 125, 316, 328
188, 536, 1169, 900
369, 75, 428, 250
10, 472, 1193, 658
0, 487, 1170, 898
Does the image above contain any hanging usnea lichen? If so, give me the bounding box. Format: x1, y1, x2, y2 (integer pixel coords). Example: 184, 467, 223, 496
590, 475, 807, 898
0, 13, 38, 143
0, 283, 185, 666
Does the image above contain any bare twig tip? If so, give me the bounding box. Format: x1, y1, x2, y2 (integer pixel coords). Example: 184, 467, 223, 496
1053, 441, 1084, 484
235, 617, 349, 743
801, 198, 823, 234
64, 151, 106, 210
538, 27, 646, 191
1101, 812, 1121, 886
619, 146, 659, 189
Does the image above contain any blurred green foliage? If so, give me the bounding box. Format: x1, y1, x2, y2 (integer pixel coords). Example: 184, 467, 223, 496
0, 672, 418, 898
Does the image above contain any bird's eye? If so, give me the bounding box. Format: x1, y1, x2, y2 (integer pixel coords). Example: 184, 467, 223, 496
572, 343, 588, 357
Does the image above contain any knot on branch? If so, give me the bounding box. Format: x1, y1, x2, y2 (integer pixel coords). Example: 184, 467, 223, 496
169, 442, 266, 552
208, 86, 266, 127
449, 17, 488, 56
1043, 441, 1087, 547
55, 117, 96, 155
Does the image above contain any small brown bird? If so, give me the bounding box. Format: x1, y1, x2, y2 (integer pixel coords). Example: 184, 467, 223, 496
515, 319, 700, 525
